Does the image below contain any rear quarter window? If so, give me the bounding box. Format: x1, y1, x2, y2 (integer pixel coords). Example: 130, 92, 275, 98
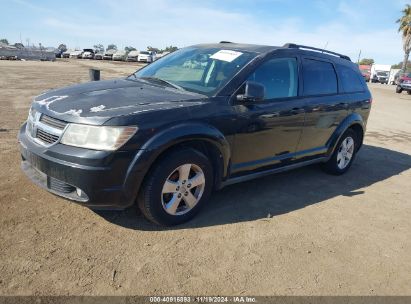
302, 59, 338, 96
339, 65, 365, 93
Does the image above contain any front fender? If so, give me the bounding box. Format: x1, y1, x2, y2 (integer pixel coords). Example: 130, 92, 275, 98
326, 113, 365, 159
122, 122, 231, 203
141, 122, 230, 172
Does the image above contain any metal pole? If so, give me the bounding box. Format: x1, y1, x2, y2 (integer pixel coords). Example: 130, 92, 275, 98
89, 69, 100, 81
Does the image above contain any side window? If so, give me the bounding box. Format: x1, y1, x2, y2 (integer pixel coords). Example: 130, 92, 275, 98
302, 59, 338, 96
247, 58, 298, 100
339, 65, 365, 93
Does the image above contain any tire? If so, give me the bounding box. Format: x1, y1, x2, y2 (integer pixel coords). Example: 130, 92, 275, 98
396, 86, 403, 93
408, 91, 411, 95
321, 129, 358, 175
138, 148, 213, 226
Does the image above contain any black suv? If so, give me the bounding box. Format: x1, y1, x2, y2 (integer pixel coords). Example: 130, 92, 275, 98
18, 42, 372, 225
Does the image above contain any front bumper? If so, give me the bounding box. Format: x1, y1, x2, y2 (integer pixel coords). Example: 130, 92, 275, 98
399, 82, 411, 90
18, 123, 149, 210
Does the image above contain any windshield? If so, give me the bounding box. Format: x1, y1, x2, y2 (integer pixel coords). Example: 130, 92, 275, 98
377, 72, 388, 76
140, 51, 150, 55
132, 47, 256, 96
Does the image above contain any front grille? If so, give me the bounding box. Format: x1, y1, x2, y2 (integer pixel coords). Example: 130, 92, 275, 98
40, 115, 67, 130
36, 129, 59, 144
47, 177, 75, 193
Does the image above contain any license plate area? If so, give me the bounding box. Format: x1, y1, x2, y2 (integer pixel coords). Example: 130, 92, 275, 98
21, 145, 41, 171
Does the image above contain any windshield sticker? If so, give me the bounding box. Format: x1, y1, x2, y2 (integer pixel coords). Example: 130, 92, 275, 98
210, 50, 243, 62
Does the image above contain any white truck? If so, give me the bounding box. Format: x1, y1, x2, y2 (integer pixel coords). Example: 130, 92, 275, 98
389, 68, 401, 85
370, 64, 391, 84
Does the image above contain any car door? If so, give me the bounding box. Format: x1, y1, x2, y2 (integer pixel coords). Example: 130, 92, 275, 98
230, 56, 306, 174
296, 57, 349, 154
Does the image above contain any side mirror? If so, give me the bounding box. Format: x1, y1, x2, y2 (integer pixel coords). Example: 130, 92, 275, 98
236, 81, 265, 102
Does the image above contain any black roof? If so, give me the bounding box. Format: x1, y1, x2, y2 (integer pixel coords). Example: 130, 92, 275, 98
194, 42, 280, 54
193, 41, 351, 61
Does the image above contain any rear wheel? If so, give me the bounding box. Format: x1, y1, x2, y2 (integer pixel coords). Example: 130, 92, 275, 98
138, 148, 213, 226
321, 129, 358, 175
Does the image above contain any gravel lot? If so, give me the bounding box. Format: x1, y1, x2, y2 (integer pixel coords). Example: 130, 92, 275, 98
0, 59, 410, 296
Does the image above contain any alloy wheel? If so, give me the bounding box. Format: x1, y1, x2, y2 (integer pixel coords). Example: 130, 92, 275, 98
337, 136, 355, 170
161, 164, 206, 215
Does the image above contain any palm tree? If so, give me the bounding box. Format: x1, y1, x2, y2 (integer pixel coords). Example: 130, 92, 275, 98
397, 4, 411, 71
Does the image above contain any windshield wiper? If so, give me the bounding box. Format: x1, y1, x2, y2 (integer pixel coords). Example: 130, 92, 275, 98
140, 76, 185, 91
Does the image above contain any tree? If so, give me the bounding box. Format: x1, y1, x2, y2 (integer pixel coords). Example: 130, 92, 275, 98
392, 61, 411, 70
58, 44, 67, 52
124, 46, 136, 53
164, 45, 178, 53
147, 46, 160, 53
93, 44, 104, 53
391, 63, 401, 69
0, 38, 8, 45
359, 58, 374, 65
396, 4, 411, 71
14, 43, 24, 49
107, 44, 117, 51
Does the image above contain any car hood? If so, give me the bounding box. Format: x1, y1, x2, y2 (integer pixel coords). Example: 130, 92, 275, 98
31, 78, 207, 125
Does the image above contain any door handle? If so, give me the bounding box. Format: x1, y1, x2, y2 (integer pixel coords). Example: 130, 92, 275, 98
338, 102, 349, 108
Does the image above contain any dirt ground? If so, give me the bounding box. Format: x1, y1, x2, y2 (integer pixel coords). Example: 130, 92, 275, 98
0, 59, 410, 296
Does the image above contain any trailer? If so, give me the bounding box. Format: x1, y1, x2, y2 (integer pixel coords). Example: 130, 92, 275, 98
389, 68, 401, 85
359, 64, 371, 82
0, 47, 55, 61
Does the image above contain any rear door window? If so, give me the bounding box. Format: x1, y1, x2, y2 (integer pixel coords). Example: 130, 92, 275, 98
302, 59, 338, 96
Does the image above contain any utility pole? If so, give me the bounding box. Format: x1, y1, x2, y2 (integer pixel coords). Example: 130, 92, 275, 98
357, 50, 362, 64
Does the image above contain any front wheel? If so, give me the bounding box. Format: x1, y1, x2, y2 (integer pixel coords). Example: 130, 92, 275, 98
396, 86, 403, 93
138, 148, 213, 226
321, 129, 358, 175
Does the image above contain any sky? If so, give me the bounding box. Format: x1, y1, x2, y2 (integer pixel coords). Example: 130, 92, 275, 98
1, 0, 409, 64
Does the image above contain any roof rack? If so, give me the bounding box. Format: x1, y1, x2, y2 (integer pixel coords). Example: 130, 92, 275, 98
219, 41, 233, 44
283, 43, 351, 61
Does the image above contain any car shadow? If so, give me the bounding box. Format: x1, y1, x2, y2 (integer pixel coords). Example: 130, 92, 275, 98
95, 144, 411, 230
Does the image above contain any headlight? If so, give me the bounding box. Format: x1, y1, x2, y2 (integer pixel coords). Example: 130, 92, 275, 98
28, 107, 37, 120
61, 124, 138, 151
26, 107, 37, 137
